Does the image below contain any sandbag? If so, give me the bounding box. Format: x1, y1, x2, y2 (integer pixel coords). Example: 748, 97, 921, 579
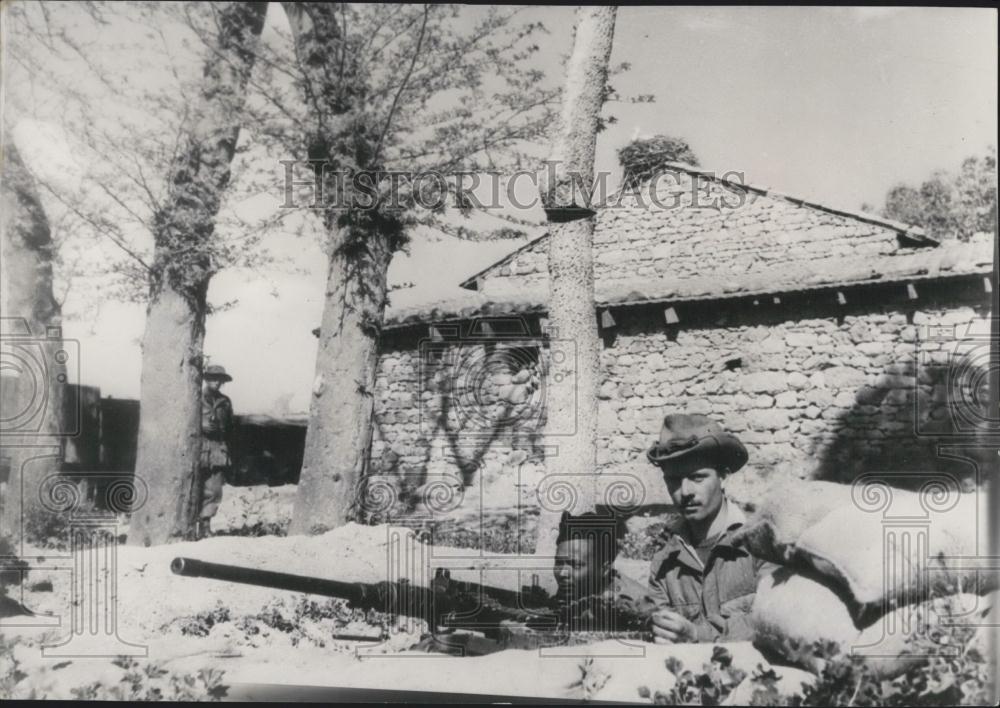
796, 489, 996, 615
751, 565, 984, 680
751, 567, 861, 674
856, 590, 991, 679
729, 480, 856, 565
732, 480, 996, 617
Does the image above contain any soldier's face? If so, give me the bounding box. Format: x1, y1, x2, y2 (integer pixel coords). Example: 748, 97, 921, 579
554, 539, 607, 599
205, 380, 222, 392
663, 459, 725, 523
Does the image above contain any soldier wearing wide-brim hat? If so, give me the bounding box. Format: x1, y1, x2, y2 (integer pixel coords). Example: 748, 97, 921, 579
197, 364, 235, 539
203, 364, 233, 383
646, 413, 749, 474
643, 413, 776, 644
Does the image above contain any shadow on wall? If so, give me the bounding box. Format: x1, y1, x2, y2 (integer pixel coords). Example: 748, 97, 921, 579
602, 283, 993, 507
370, 337, 547, 518
815, 321, 992, 490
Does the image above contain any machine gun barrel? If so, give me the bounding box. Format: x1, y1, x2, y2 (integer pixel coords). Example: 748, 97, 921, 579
171, 557, 413, 611
170, 557, 555, 632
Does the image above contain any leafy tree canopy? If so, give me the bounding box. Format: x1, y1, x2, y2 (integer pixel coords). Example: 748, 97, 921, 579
869, 147, 996, 242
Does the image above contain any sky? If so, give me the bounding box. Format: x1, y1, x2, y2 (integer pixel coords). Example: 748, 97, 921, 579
588, 6, 997, 206
5, 5, 997, 415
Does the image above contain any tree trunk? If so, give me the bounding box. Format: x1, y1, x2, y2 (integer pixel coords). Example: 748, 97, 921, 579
127, 286, 207, 546
534, 7, 616, 565
289, 221, 394, 534
0, 140, 64, 552
283, 3, 397, 534
128, 1, 267, 546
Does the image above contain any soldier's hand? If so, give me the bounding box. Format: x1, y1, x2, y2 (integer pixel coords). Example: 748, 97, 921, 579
650, 609, 696, 644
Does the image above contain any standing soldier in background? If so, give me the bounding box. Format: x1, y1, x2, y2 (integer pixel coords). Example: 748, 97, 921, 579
197, 364, 235, 539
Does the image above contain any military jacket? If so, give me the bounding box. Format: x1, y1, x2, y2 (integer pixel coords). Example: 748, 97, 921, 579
200, 390, 234, 468
647, 500, 776, 642
201, 390, 234, 441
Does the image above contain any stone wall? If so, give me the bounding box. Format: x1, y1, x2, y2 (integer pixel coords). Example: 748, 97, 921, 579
369, 277, 991, 515
591, 285, 992, 506
370, 333, 550, 513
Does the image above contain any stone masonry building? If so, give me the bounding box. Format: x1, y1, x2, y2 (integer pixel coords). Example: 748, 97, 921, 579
366, 165, 994, 515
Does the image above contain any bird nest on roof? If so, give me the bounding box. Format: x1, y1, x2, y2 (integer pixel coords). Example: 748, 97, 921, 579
617, 134, 700, 190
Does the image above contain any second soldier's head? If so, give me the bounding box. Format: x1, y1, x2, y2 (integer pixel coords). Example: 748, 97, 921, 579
553, 511, 625, 603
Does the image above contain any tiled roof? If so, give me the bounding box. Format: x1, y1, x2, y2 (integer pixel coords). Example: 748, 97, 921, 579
457, 162, 937, 292
383, 163, 991, 328
362, 163, 996, 329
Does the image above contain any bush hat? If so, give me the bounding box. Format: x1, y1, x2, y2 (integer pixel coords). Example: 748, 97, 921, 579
647, 413, 748, 474
203, 364, 232, 383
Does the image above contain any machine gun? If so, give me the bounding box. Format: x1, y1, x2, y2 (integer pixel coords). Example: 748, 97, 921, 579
170, 557, 560, 639
170, 557, 654, 652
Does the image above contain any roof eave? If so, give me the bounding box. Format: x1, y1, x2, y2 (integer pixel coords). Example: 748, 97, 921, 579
385, 267, 991, 331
